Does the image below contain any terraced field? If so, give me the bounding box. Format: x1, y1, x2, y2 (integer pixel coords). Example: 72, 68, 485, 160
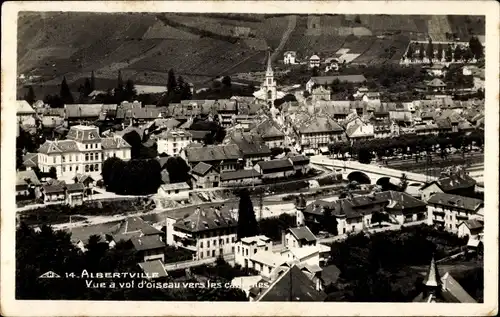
427, 15, 453, 42
353, 36, 409, 64
447, 16, 485, 40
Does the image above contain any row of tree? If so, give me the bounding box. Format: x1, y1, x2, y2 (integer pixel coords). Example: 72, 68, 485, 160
405, 37, 483, 62
328, 131, 484, 163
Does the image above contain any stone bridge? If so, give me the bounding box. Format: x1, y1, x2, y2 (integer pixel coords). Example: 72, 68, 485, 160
310, 156, 436, 186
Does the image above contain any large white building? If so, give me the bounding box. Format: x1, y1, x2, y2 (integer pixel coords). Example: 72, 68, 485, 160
151, 129, 192, 156
38, 125, 131, 180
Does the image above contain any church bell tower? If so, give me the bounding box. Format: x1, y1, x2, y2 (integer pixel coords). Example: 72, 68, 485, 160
264, 49, 277, 105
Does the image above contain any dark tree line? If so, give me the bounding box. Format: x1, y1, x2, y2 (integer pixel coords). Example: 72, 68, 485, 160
236, 189, 258, 240
102, 157, 162, 195
157, 69, 192, 106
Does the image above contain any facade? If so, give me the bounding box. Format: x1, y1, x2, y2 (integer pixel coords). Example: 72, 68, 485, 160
234, 235, 273, 269
254, 159, 295, 180
167, 206, 237, 260
288, 155, 311, 175
220, 169, 262, 187
309, 55, 321, 68
181, 144, 241, 172
426, 193, 483, 234
42, 182, 85, 206
283, 51, 297, 64
157, 182, 190, 202
284, 227, 317, 248
153, 129, 192, 156
37, 125, 131, 180
16, 170, 41, 197
457, 219, 484, 239
191, 162, 220, 189
297, 115, 345, 153
250, 119, 286, 149
17, 100, 36, 127
420, 173, 477, 202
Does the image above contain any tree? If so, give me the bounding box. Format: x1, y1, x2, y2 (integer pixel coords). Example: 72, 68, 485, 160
124, 79, 137, 102
323, 206, 338, 236
462, 48, 474, 63
405, 43, 414, 60
222, 76, 232, 88
312, 66, 320, 77
354, 15, 361, 24
167, 69, 177, 93
357, 147, 373, 164
24, 86, 36, 105
436, 43, 443, 61
418, 43, 425, 61
59, 76, 74, 104
371, 211, 389, 226
90, 71, 96, 92
83, 78, 92, 96
399, 173, 408, 192
165, 156, 191, 184
426, 38, 434, 61
117, 70, 124, 91
453, 45, 463, 61
445, 45, 453, 62
122, 130, 143, 159
469, 36, 484, 60
48, 167, 57, 179
237, 188, 258, 239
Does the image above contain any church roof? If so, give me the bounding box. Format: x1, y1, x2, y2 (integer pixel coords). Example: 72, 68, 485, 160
423, 256, 440, 287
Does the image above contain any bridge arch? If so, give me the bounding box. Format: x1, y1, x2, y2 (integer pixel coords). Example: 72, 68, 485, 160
347, 171, 371, 185
376, 177, 400, 191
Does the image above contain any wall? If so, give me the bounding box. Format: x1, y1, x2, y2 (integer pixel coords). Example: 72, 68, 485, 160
221, 177, 262, 187
158, 187, 190, 202
195, 229, 237, 260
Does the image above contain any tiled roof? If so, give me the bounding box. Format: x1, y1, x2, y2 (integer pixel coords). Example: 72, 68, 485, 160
459, 219, 483, 230
220, 169, 261, 181
188, 130, 211, 140
184, 144, 241, 163
240, 235, 272, 244
130, 235, 165, 251
251, 119, 285, 139
174, 206, 237, 233
101, 136, 131, 149
65, 104, 104, 119
427, 78, 447, 87
159, 182, 190, 191
113, 216, 163, 237
138, 260, 168, 278
42, 182, 84, 194
375, 191, 427, 213
257, 264, 327, 302
16, 170, 41, 187
17, 100, 35, 115
66, 125, 101, 142
288, 155, 310, 165
22, 152, 38, 168
153, 118, 181, 130
257, 159, 294, 172
191, 162, 214, 176
310, 75, 366, 85
427, 193, 483, 212
38, 140, 80, 154
423, 174, 477, 192
299, 115, 343, 134
226, 131, 271, 156
288, 227, 317, 242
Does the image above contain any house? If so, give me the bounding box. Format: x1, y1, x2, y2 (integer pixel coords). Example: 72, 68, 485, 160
426, 193, 483, 234
254, 159, 295, 180
297, 115, 345, 154
235, 235, 273, 268
284, 51, 297, 65
191, 162, 220, 189
166, 206, 237, 260
306, 75, 367, 93
420, 173, 477, 202
151, 129, 192, 156
311, 86, 331, 102
284, 227, 317, 248
309, 55, 321, 68
65, 104, 107, 126
38, 125, 131, 180
288, 155, 311, 175
36, 107, 66, 128
413, 256, 477, 303
346, 120, 374, 141
181, 144, 241, 172
250, 119, 286, 148
220, 169, 262, 187
253, 264, 327, 302
17, 100, 36, 127
224, 131, 272, 168
157, 182, 190, 202
375, 191, 428, 224
427, 79, 447, 92
41, 182, 85, 206
373, 121, 399, 139
130, 235, 166, 262
457, 219, 483, 239
427, 64, 446, 77
16, 170, 41, 197
22, 152, 39, 171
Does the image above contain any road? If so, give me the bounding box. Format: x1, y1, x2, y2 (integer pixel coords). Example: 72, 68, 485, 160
270, 15, 297, 61
164, 254, 235, 271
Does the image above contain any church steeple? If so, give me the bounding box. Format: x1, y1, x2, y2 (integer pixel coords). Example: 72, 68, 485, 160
263, 48, 277, 105
423, 254, 441, 288
266, 49, 273, 74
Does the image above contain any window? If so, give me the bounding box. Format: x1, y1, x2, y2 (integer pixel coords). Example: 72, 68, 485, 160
90, 165, 94, 172
76, 166, 79, 171
53, 157, 56, 164
207, 241, 210, 248
96, 153, 100, 161
212, 250, 215, 257
214, 240, 217, 246
226, 237, 229, 243
206, 251, 210, 256
175, 189, 179, 194
232, 246, 234, 253
62, 166, 66, 172
62, 156, 66, 163
232, 237, 236, 243
200, 242, 203, 248
200, 252, 203, 259
69, 166, 72, 172
254, 249, 257, 254
265, 246, 269, 251
237, 246, 240, 253
86, 144, 88, 149
76, 155, 79, 162
95, 164, 99, 172
85, 153, 89, 161
90, 153, 94, 161
245, 249, 248, 256
69, 155, 72, 162
85, 165, 89, 173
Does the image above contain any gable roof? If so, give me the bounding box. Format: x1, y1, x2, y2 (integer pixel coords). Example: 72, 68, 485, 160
138, 260, 168, 278
174, 206, 237, 233
423, 174, 477, 192
130, 235, 165, 251
220, 169, 261, 181
16, 170, 41, 187
38, 140, 80, 154
22, 152, 39, 168
427, 78, 447, 87
257, 265, 327, 302
17, 100, 36, 115
427, 193, 483, 212
101, 136, 132, 149
112, 216, 163, 238
299, 115, 343, 134
288, 226, 317, 242
191, 162, 214, 176
257, 159, 293, 172
65, 104, 105, 119
251, 119, 285, 139
184, 144, 241, 163
458, 219, 484, 230
66, 125, 101, 142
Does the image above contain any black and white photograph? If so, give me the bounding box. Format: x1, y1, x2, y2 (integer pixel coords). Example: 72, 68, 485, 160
1, 1, 498, 316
